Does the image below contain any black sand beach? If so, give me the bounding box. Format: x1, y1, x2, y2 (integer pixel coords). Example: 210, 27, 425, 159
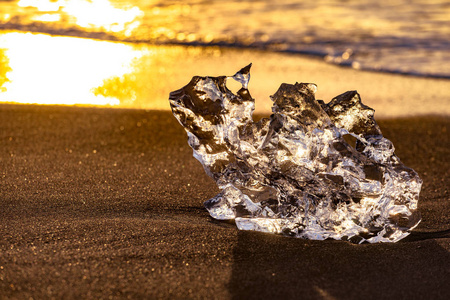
0, 104, 449, 299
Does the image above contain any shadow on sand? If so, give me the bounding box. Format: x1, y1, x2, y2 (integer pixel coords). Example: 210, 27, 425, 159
228, 230, 449, 299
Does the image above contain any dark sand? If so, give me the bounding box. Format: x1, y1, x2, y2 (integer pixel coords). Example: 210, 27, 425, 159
0, 104, 449, 299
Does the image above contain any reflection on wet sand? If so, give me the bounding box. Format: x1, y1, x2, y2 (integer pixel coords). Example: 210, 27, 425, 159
0, 48, 11, 93
0, 32, 143, 106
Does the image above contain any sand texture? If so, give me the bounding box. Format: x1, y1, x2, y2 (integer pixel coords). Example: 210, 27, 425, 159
0, 104, 449, 299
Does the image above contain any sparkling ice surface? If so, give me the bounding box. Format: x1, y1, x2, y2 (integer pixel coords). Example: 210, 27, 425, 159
169, 65, 422, 243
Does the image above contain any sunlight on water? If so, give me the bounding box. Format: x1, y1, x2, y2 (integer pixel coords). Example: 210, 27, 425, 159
14, 0, 143, 37
0, 0, 149, 107
0, 32, 144, 106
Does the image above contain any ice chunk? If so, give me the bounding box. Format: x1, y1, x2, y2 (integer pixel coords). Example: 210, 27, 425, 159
169, 64, 422, 243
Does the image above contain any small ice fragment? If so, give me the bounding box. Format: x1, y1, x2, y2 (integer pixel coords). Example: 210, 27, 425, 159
231, 63, 252, 89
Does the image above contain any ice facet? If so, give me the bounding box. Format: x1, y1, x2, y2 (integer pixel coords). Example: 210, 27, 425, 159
169, 64, 422, 243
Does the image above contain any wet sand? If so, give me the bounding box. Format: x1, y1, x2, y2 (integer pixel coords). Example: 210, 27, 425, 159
0, 104, 449, 299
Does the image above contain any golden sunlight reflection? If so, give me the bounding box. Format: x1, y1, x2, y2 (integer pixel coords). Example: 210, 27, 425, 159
0, 32, 144, 106
0, 48, 11, 93
17, 0, 143, 36
0, 31, 228, 109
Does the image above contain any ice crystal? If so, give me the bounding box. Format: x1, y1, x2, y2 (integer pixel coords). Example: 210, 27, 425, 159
169, 64, 421, 243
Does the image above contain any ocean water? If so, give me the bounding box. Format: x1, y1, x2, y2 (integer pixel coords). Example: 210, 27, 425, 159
1, 0, 449, 78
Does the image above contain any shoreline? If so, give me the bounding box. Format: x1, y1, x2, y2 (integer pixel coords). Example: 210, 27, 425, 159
0, 104, 448, 299
2, 27, 450, 80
